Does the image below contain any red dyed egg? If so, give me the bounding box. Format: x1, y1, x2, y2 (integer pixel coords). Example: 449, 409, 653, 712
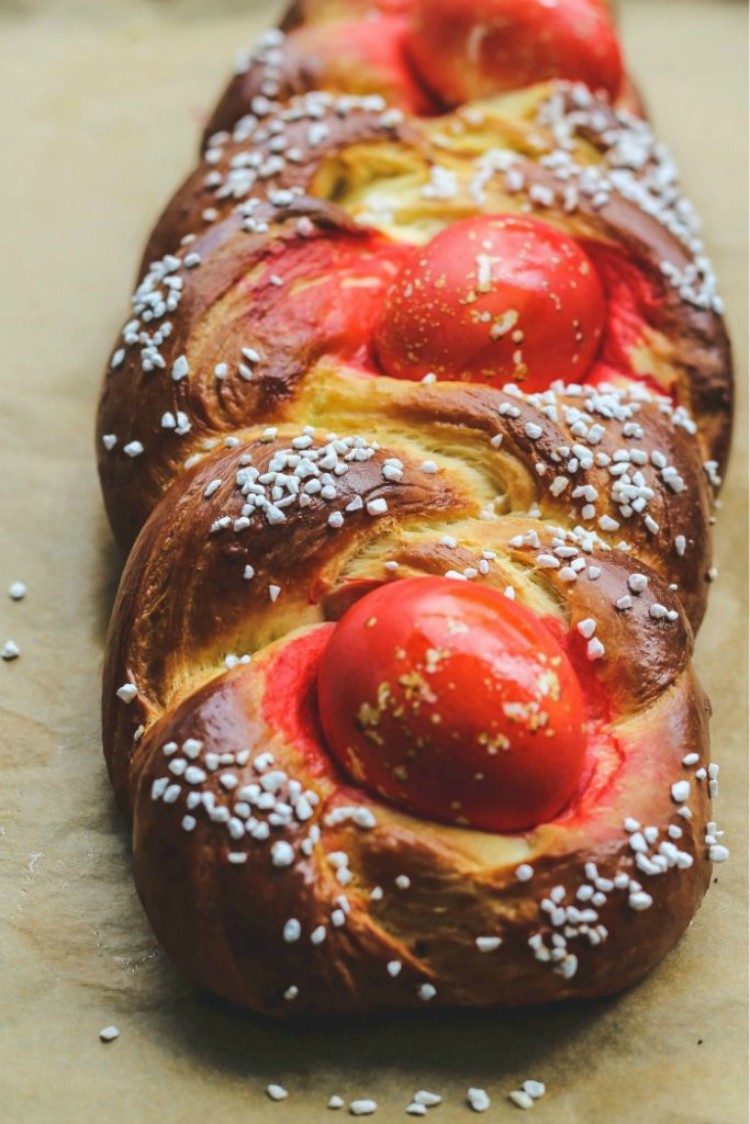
375, 215, 606, 391
317, 577, 587, 832
406, 0, 623, 106
290, 15, 435, 115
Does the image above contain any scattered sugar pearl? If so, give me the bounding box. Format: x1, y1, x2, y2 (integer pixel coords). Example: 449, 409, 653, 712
407, 1105, 427, 1117
508, 1090, 534, 1110
116, 683, 138, 703
476, 936, 502, 952
2, 640, 20, 661
418, 983, 437, 1001
387, 960, 402, 977
266, 1084, 288, 1102
468, 1088, 491, 1113
184, 765, 206, 785
99, 1026, 120, 1043
515, 864, 533, 882
350, 1100, 378, 1116
413, 1092, 442, 1107
395, 875, 411, 890
8, 582, 26, 601
328, 1096, 345, 1110
271, 841, 294, 867
172, 355, 190, 382
522, 1081, 546, 1100
283, 918, 301, 943
671, 780, 691, 804
576, 618, 596, 640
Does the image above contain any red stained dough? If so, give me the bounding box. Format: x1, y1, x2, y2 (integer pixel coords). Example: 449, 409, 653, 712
241, 233, 412, 372
374, 215, 606, 391
316, 577, 588, 832
405, 0, 623, 106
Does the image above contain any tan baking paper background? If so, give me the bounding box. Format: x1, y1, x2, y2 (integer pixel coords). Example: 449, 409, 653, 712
0, 0, 747, 1120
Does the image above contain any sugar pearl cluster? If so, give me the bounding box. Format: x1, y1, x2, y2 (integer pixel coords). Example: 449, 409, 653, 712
115, 251, 188, 376
207, 430, 402, 548
501, 379, 699, 551
203, 81, 401, 218
263, 1084, 546, 1115
534, 83, 723, 313
150, 741, 325, 859
524, 751, 725, 981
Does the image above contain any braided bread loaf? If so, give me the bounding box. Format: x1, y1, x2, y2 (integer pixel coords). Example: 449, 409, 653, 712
98, 0, 733, 1018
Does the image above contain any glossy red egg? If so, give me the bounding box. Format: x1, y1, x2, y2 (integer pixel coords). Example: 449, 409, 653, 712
406, 0, 624, 106
317, 577, 588, 832
375, 215, 606, 391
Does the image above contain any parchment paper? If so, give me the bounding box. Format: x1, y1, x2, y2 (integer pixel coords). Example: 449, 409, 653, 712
0, 1, 747, 1121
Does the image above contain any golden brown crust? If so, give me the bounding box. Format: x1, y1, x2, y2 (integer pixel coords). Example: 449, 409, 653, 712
97, 0, 732, 1018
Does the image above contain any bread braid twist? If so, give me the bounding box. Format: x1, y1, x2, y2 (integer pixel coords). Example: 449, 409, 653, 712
98, 0, 732, 1017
